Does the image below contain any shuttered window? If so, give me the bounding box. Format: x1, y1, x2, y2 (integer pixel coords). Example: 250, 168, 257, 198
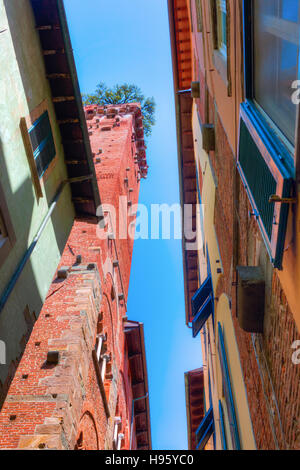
241, 1, 297, 269
219, 400, 227, 450
190, 0, 194, 32
191, 275, 214, 338
216, 0, 227, 56
239, 119, 277, 240
196, 0, 203, 32
192, 295, 214, 338
195, 406, 214, 450
217, 322, 240, 450
28, 111, 56, 178
238, 103, 292, 268
191, 275, 213, 316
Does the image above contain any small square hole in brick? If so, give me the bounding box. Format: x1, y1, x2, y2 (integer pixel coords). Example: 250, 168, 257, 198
47, 350, 60, 365
9, 415, 16, 421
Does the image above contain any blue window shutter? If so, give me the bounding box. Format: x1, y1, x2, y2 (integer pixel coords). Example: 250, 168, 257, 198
192, 295, 213, 338
191, 275, 213, 317
237, 103, 292, 269
218, 322, 240, 450
195, 406, 214, 450
219, 400, 227, 450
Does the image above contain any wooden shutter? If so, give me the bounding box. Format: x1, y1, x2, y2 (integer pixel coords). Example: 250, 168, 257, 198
218, 322, 240, 450
238, 103, 292, 269
195, 406, 214, 450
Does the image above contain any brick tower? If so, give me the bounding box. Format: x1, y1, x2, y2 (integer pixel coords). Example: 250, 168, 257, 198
0, 103, 151, 450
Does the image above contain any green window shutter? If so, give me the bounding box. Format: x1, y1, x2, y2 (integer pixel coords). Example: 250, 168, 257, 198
238, 103, 292, 269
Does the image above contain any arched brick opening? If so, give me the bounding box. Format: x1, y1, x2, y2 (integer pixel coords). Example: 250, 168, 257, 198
74, 411, 99, 450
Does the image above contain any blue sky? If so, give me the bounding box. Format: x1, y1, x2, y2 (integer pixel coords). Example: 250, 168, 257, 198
64, 0, 202, 450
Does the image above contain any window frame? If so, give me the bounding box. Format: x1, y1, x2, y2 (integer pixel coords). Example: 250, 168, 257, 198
238, 102, 292, 268
195, 0, 203, 32
190, 0, 194, 33
218, 399, 228, 450
28, 110, 56, 180
210, 0, 232, 95
216, 0, 227, 57
243, 0, 298, 171
20, 100, 58, 201
217, 322, 240, 450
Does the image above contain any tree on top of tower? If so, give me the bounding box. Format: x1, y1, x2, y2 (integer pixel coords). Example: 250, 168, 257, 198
82, 83, 156, 137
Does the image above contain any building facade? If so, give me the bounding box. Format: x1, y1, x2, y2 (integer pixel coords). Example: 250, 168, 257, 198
0, 0, 100, 405
169, 0, 300, 450
184, 368, 205, 450
0, 0, 151, 450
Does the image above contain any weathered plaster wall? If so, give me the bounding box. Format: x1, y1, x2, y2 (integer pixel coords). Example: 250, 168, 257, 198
0, 0, 74, 394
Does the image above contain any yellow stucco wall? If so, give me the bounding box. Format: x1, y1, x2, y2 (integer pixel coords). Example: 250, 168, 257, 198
192, 104, 222, 292
192, 103, 256, 450
215, 294, 256, 450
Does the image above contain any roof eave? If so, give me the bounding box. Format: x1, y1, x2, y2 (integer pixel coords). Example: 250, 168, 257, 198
57, 0, 101, 211
184, 372, 193, 450
168, 0, 198, 325
30, 0, 101, 218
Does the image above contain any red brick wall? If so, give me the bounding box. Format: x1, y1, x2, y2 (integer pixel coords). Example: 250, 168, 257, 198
0, 104, 146, 450
208, 92, 300, 449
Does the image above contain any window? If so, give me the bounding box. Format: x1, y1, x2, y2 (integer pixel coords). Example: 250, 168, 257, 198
253, 0, 300, 145
217, 322, 240, 450
239, 0, 297, 268
190, 0, 194, 32
211, 0, 227, 54
216, 0, 227, 56
219, 400, 227, 450
28, 111, 56, 178
244, 0, 300, 149
196, 0, 203, 32
191, 275, 214, 337
211, 0, 231, 94
195, 406, 214, 450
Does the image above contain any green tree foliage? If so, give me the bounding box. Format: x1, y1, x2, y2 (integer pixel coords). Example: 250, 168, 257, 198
83, 83, 156, 137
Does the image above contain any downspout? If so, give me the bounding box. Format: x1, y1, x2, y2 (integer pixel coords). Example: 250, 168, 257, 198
0, 176, 93, 314
130, 393, 149, 450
